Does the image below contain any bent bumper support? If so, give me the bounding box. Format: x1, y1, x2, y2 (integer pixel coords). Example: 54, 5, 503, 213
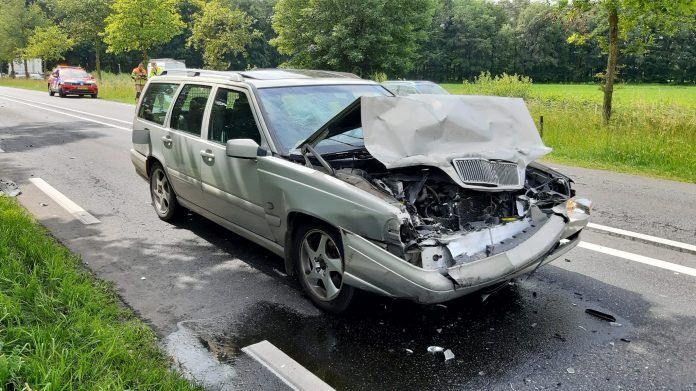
341, 214, 582, 304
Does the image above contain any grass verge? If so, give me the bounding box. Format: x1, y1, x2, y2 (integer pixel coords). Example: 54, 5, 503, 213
442, 83, 696, 183
0, 197, 197, 390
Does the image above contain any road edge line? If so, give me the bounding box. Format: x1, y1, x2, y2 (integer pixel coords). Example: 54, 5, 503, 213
587, 222, 696, 255
241, 340, 335, 391
1, 93, 133, 124
28, 178, 100, 225
0, 95, 131, 131
579, 241, 696, 277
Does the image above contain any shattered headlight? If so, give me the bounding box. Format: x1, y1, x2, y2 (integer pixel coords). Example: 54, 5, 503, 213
566, 197, 592, 217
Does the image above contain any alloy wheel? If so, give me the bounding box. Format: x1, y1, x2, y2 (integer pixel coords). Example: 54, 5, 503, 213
299, 229, 344, 301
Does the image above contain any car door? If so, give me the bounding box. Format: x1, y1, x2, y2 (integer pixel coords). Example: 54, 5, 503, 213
157, 83, 214, 205
198, 86, 273, 239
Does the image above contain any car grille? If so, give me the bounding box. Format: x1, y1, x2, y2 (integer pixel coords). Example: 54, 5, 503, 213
452, 158, 522, 187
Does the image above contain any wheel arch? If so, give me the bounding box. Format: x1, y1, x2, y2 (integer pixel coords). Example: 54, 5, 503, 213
283, 211, 340, 276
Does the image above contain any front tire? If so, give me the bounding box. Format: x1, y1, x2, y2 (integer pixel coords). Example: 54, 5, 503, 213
149, 163, 181, 222
58, 88, 66, 98
48, 84, 54, 96
293, 222, 354, 313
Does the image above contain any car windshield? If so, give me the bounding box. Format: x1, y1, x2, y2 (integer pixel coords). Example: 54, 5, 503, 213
415, 82, 449, 95
61, 69, 88, 78
256, 84, 390, 155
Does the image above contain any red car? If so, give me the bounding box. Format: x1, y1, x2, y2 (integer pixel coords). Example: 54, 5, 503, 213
48, 66, 98, 98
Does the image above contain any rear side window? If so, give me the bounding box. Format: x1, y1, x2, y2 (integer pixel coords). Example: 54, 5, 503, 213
138, 83, 179, 125
170, 84, 212, 136
208, 88, 261, 145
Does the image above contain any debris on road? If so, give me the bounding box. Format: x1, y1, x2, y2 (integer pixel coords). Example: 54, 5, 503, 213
0, 178, 20, 197
553, 333, 567, 342
427, 346, 444, 354
610, 322, 623, 327
566, 367, 576, 374
140, 276, 147, 280
620, 337, 631, 343
436, 328, 442, 333
405, 348, 413, 355
531, 323, 538, 328
39, 202, 48, 207
443, 349, 455, 362
585, 308, 617, 322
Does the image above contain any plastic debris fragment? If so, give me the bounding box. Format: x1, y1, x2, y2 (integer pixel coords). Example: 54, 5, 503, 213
427, 346, 444, 354
443, 349, 455, 362
0, 178, 21, 197
566, 367, 575, 374
585, 308, 617, 322
610, 322, 623, 327
405, 348, 413, 355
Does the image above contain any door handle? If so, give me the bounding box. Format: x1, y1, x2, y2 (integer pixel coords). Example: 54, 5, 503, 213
200, 149, 215, 161
161, 135, 173, 147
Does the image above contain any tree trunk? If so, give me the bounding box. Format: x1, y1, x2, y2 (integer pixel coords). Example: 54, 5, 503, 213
10, 61, 16, 79
95, 39, 102, 81
603, 6, 619, 125
23, 58, 29, 79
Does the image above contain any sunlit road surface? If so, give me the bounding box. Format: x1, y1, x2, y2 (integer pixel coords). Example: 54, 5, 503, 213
1, 86, 695, 390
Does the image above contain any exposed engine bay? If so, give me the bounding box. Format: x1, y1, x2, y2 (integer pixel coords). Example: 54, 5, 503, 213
334, 161, 575, 272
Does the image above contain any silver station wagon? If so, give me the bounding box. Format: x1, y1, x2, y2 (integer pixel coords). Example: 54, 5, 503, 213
130, 69, 591, 313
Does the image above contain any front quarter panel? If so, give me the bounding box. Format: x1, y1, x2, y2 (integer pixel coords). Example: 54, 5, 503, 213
257, 156, 403, 244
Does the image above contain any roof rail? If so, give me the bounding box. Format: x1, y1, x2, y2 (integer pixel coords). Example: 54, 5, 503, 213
159, 68, 243, 82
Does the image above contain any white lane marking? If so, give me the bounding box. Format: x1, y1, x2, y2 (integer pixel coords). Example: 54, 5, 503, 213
588, 222, 696, 253
579, 241, 696, 277
29, 178, 100, 225
0, 146, 4, 153
2, 94, 132, 124
0, 95, 131, 131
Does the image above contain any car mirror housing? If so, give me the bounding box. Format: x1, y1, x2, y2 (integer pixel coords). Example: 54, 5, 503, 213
226, 139, 264, 159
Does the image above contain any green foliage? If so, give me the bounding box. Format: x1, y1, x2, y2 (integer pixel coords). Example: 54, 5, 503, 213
22, 25, 75, 63
103, 0, 185, 61
460, 72, 533, 98
272, 0, 435, 76
0, 0, 47, 63
188, 0, 261, 70
370, 72, 388, 83
0, 197, 199, 389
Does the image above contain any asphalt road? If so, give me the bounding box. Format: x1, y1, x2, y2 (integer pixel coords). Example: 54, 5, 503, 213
1, 86, 695, 390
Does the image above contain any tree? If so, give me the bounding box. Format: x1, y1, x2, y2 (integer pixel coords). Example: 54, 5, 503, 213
103, 0, 185, 62
271, 0, 434, 77
0, 0, 47, 78
22, 25, 75, 64
188, 0, 260, 70
49, 0, 112, 79
563, 0, 696, 123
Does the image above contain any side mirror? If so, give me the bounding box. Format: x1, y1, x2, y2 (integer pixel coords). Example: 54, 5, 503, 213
226, 139, 265, 159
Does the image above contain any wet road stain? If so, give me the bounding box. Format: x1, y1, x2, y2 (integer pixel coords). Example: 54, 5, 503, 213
202, 280, 630, 390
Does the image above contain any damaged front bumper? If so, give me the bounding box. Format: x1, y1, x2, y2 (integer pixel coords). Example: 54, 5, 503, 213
341, 212, 587, 304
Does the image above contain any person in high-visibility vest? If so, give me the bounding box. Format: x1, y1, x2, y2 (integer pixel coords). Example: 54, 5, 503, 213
131, 62, 147, 102
149, 61, 162, 78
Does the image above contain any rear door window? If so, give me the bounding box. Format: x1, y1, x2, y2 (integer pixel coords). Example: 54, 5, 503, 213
170, 84, 213, 137
208, 88, 261, 145
137, 83, 179, 125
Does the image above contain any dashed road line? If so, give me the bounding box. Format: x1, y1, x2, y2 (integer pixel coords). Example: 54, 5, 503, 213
588, 222, 696, 255
29, 178, 100, 225
0, 95, 131, 131
0, 94, 133, 124
579, 241, 696, 277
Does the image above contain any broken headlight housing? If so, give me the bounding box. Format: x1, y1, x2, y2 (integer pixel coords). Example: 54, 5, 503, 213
565, 197, 592, 217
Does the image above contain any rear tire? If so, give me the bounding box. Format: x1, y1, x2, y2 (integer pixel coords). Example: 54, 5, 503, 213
149, 163, 181, 222
91, 93, 98, 99
293, 222, 354, 313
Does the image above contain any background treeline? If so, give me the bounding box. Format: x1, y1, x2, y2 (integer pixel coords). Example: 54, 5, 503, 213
0, 0, 694, 84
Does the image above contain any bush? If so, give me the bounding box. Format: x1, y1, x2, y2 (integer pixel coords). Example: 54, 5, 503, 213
461, 71, 533, 98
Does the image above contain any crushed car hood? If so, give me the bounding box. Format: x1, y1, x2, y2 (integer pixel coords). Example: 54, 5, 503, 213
301, 95, 551, 190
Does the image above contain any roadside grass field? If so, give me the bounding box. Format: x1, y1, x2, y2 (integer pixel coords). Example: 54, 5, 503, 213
443, 83, 696, 183
0, 197, 197, 390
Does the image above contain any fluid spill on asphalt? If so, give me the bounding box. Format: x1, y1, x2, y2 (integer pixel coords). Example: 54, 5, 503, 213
197, 279, 631, 390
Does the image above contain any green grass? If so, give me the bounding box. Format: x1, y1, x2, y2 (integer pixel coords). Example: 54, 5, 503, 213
442, 83, 696, 183
0, 73, 136, 104
0, 197, 198, 390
